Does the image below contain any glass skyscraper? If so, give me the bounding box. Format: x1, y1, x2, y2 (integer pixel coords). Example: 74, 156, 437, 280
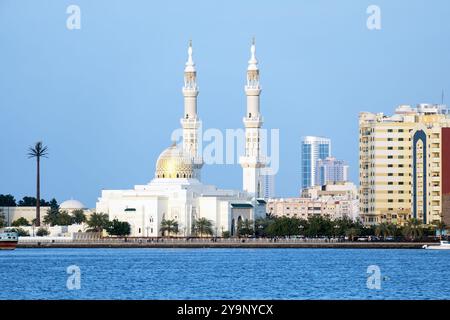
301, 136, 331, 189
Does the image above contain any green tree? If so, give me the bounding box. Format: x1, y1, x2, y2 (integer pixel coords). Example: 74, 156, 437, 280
192, 217, 214, 237
72, 209, 87, 224
86, 212, 110, 232
333, 217, 356, 237
36, 227, 50, 237
160, 219, 179, 237
254, 216, 275, 238
266, 217, 302, 237
222, 231, 231, 238
56, 210, 73, 226
346, 227, 359, 241
237, 219, 254, 237
304, 216, 333, 237
431, 220, 447, 240
402, 218, 424, 241
8, 227, 30, 236
18, 197, 51, 206
375, 222, 398, 239
49, 198, 59, 210
27, 141, 49, 227
11, 217, 30, 227
18, 196, 37, 206
0, 212, 5, 228
43, 208, 60, 226
108, 219, 131, 236
0, 194, 16, 206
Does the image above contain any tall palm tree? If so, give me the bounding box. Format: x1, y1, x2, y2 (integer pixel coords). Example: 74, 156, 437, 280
375, 222, 397, 239
86, 212, 110, 233
160, 219, 179, 237
27, 141, 48, 227
192, 217, 213, 237
402, 218, 423, 241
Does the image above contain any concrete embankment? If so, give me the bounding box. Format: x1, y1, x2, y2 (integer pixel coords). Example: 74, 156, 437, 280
17, 241, 433, 249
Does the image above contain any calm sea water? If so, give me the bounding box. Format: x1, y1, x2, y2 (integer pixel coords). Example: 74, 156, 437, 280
0, 248, 449, 300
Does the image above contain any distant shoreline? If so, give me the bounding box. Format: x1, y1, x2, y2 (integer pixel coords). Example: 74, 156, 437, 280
16, 241, 434, 249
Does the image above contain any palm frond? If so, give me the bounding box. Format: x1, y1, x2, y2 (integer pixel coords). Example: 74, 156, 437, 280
27, 141, 49, 158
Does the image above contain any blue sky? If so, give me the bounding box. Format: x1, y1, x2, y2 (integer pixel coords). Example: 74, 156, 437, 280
1, 0, 449, 207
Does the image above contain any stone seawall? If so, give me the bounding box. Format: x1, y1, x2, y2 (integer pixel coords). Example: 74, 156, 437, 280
17, 241, 432, 249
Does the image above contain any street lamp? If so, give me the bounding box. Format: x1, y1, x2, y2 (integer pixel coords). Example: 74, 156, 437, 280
298, 225, 304, 240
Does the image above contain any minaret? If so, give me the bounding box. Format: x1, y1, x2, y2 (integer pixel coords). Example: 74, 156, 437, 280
181, 40, 202, 179
240, 39, 265, 197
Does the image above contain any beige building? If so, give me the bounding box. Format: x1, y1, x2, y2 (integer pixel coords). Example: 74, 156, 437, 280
267, 182, 359, 221
359, 104, 450, 226
412, 113, 450, 225
0, 199, 90, 227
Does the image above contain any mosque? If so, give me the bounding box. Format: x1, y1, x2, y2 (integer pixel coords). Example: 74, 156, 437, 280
96, 41, 268, 237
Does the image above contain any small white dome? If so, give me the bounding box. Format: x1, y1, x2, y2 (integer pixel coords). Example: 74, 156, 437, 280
60, 199, 86, 209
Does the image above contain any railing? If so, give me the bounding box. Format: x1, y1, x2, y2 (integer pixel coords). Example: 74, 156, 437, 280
18, 236, 443, 245
17, 237, 369, 245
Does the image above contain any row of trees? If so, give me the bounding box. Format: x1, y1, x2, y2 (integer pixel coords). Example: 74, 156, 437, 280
84, 212, 131, 236
42, 210, 130, 236
0, 194, 58, 208
7, 211, 131, 237
159, 215, 447, 240
43, 208, 86, 226
142, 215, 449, 240
160, 217, 216, 237
251, 216, 446, 241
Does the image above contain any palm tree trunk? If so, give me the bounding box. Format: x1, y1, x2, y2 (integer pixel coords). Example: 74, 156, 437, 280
36, 157, 40, 227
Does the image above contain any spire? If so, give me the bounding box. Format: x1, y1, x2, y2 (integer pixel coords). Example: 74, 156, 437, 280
248, 37, 258, 71
246, 38, 260, 90
185, 40, 195, 73
183, 40, 197, 92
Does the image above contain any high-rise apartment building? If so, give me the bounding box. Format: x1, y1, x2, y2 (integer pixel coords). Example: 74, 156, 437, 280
301, 136, 331, 189
359, 104, 450, 226
317, 157, 349, 186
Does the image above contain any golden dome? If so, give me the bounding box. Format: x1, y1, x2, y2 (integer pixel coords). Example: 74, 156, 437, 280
155, 143, 195, 179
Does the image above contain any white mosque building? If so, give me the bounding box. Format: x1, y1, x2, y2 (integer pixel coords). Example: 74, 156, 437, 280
96, 41, 268, 237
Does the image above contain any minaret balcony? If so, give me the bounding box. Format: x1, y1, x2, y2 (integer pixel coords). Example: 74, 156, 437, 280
182, 88, 199, 96
243, 117, 263, 128
239, 155, 267, 167
181, 118, 201, 129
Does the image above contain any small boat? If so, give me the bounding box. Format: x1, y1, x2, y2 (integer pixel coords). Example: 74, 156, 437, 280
0, 231, 18, 250
423, 240, 450, 250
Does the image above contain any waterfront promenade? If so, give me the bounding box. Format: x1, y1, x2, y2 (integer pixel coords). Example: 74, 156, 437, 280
17, 237, 434, 249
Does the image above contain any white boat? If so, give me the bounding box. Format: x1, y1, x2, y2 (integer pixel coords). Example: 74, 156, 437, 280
423, 240, 450, 250
0, 231, 18, 250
